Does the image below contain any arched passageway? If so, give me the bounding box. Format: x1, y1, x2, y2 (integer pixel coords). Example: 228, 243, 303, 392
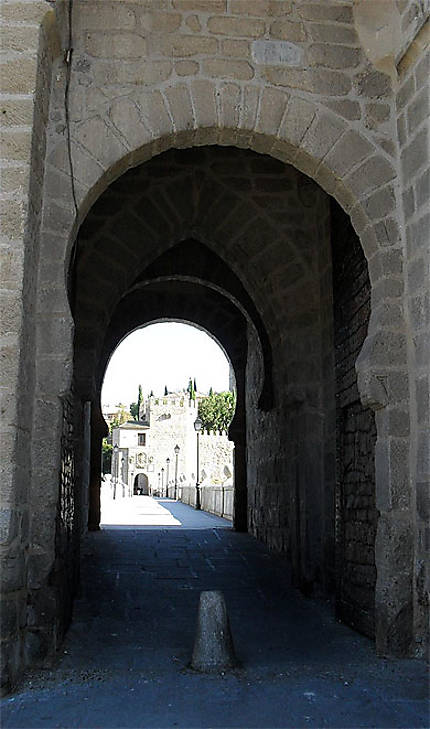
134, 474, 149, 496
67, 146, 377, 645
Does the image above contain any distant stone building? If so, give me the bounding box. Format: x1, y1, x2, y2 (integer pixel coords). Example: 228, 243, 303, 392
110, 393, 234, 498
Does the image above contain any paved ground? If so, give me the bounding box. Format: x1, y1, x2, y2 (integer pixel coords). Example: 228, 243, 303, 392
2, 496, 428, 729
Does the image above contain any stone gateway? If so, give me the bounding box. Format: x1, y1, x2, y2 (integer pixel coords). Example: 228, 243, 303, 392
0, 0, 428, 694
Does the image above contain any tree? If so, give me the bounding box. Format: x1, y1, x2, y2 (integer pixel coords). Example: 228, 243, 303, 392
110, 403, 131, 430
198, 391, 236, 433
130, 401, 139, 420
130, 384, 143, 421
187, 377, 196, 401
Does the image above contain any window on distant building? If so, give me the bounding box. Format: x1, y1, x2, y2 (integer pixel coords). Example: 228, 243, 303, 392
138, 433, 146, 446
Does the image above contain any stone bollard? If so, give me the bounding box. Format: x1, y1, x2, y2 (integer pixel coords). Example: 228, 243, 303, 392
191, 590, 237, 672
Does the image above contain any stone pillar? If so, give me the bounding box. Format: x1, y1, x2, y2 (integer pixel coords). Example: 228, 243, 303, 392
88, 404, 109, 531
0, 1, 58, 694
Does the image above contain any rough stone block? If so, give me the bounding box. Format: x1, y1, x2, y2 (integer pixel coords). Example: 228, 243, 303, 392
308, 43, 361, 69
207, 16, 265, 38
134, 89, 173, 140
164, 85, 194, 132
269, 19, 305, 42
401, 127, 428, 184
278, 95, 316, 146
221, 38, 251, 59
143, 12, 182, 33
173, 0, 226, 11
0, 509, 19, 546
252, 39, 304, 66
0, 598, 18, 637
218, 82, 242, 130
1, 551, 25, 593
175, 60, 199, 76
363, 185, 396, 221
264, 67, 312, 91
0, 1, 51, 23
202, 58, 254, 81
74, 2, 136, 31
190, 80, 217, 129
301, 113, 346, 162
356, 69, 391, 99
307, 22, 358, 44
298, 3, 353, 22
324, 130, 374, 179
230, 0, 293, 14
0, 98, 34, 127
346, 155, 396, 198
94, 59, 173, 86
255, 87, 289, 136
109, 97, 152, 151
85, 31, 146, 58
310, 68, 352, 96
158, 33, 217, 57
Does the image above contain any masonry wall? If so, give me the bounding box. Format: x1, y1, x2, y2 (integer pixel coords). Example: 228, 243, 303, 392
396, 22, 429, 657
331, 202, 377, 638
0, 3, 61, 691
1, 0, 428, 693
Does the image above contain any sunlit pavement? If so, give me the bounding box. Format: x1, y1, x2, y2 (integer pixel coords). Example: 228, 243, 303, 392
100, 488, 230, 529
2, 498, 428, 729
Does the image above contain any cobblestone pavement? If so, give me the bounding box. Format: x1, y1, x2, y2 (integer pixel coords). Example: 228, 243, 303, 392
2, 498, 428, 729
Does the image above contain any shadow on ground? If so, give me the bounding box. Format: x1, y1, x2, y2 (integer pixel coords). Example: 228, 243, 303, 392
2, 499, 428, 728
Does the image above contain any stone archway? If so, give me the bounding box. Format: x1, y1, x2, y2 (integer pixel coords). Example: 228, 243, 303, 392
134, 474, 149, 496
3, 0, 427, 695
31, 125, 408, 667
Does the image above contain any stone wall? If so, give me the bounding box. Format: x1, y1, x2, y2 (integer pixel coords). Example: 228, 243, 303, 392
396, 20, 429, 658
331, 202, 377, 638
180, 484, 234, 520
1, 0, 428, 692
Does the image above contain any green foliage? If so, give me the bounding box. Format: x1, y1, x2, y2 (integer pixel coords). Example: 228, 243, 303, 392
110, 403, 131, 431
130, 385, 143, 421
198, 391, 236, 433
187, 377, 196, 401
130, 401, 139, 420
102, 440, 112, 474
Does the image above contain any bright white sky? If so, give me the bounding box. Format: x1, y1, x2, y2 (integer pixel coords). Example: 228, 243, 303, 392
101, 322, 230, 410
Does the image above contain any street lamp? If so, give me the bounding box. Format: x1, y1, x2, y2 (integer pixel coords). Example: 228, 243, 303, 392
121, 457, 125, 498
194, 416, 203, 510
166, 457, 170, 498
161, 467, 165, 498
113, 444, 118, 500
174, 444, 180, 501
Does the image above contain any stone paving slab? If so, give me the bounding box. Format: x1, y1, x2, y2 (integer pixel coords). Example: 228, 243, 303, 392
1, 499, 428, 729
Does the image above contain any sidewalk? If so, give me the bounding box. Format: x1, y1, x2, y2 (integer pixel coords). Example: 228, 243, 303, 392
1, 497, 428, 729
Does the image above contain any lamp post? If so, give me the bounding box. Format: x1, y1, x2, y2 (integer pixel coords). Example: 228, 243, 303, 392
174, 444, 180, 501
121, 457, 125, 498
166, 457, 170, 498
113, 444, 118, 500
194, 416, 203, 510
161, 467, 164, 498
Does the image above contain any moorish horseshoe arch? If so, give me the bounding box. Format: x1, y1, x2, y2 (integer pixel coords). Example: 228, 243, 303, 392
86, 280, 250, 534
31, 80, 411, 662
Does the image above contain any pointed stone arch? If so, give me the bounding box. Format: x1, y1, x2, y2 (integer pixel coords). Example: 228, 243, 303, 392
32, 83, 409, 664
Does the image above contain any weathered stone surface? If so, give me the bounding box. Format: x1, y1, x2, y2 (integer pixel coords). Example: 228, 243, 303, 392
1, 0, 427, 695
191, 591, 237, 672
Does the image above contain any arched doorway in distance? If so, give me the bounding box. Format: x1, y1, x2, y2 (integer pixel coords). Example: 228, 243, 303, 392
134, 473, 149, 496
